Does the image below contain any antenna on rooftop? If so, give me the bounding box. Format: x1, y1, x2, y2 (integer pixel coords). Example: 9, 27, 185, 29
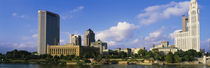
209, 40, 210, 53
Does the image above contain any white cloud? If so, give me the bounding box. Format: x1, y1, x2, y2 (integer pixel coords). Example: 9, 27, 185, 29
137, 1, 190, 25
169, 33, 174, 39
12, 12, 26, 18
61, 6, 84, 20
0, 41, 37, 53
132, 39, 140, 44
145, 30, 162, 41
71, 6, 84, 13
207, 38, 210, 42
96, 21, 138, 46
12, 13, 17, 16
32, 33, 38, 38
16, 42, 36, 49
200, 38, 210, 52
144, 27, 166, 41
136, 27, 176, 49
22, 33, 38, 40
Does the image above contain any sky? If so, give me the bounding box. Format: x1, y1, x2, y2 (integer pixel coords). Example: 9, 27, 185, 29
0, 0, 209, 53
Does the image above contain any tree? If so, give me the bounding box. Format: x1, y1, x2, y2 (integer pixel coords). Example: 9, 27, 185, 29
152, 49, 161, 60
5, 49, 31, 59
119, 51, 127, 59
132, 54, 139, 59
138, 49, 147, 58
145, 51, 154, 59
174, 54, 181, 63
165, 52, 174, 63
94, 55, 102, 62
60, 54, 64, 59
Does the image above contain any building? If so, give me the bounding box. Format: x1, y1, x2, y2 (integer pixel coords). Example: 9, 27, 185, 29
174, 0, 200, 52
47, 44, 99, 56
122, 48, 132, 56
161, 41, 169, 47
116, 48, 121, 52
47, 44, 80, 56
70, 34, 81, 46
38, 10, 60, 55
91, 40, 108, 55
131, 48, 143, 54
150, 41, 179, 55
84, 29, 95, 46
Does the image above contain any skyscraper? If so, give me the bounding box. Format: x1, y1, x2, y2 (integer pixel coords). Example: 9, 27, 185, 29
84, 29, 95, 46
38, 10, 60, 55
174, 0, 200, 52
70, 34, 81, 46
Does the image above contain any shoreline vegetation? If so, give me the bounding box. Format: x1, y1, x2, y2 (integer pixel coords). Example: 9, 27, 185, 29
0, 49, 209, 66
1, 59, 210, 66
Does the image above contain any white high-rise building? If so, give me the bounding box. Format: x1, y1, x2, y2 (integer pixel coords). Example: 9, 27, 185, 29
174, 0, 200, 52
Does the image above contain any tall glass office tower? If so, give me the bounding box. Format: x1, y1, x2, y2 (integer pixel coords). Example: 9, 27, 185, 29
38, 10, 60, 55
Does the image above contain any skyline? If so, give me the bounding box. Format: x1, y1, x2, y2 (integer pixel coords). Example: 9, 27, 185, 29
0, 0, 210, 53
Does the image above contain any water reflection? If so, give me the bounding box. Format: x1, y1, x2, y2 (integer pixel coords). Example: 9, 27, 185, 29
0, 64, 209, 68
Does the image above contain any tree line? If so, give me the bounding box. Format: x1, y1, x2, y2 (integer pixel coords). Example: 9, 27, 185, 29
137, 49, 202, 63
0, 49, 203, 63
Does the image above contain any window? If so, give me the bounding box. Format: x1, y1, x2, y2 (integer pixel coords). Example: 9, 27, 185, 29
191, 11, 197, 23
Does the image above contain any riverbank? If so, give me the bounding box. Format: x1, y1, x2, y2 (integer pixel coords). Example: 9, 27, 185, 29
2, 59, 209, 66
1, 64, 209, 68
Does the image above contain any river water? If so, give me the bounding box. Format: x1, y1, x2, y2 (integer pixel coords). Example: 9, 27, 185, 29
0, 64, 209, 68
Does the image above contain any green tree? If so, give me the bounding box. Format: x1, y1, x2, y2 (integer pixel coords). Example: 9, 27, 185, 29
152, 49, 161, 60
60, 54, 64, 59
119, 51, 127, 59
145, 51, 154, 59
5, 49, 31, 59
94, 55, 102, 62
138, 49, 147, 58
165, 52, 174, 63
132, 54, 139, 59
174, 54, 181, 63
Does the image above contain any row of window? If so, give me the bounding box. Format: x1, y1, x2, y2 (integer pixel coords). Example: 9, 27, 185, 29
49, 48, 77, 55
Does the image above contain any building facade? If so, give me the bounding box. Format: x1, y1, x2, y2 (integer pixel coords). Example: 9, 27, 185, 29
47, 44, 80, 56
84, 29, 95, 46
116, 48, 121, 52
91, 40, 108, 55
131, 48, 143, 54
47, 44, 99, 56
70, 34, 81, 46
174, 0, 200, 52
150, 41, 179, 55
38, 10, 60, 55
122, 48, 132, 56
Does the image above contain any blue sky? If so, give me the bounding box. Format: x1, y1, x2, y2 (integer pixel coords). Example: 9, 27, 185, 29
0, 0, 209, 53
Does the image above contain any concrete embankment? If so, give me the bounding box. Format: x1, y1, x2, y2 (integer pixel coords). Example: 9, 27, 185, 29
66, 62, 77, 65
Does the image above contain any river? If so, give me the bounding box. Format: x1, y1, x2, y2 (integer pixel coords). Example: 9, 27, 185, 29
0, 64, 209, 68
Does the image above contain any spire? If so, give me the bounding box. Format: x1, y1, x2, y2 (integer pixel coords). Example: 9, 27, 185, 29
191, 0, 196, 2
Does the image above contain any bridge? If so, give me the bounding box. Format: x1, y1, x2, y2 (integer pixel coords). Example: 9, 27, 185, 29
203, 56, 210, 64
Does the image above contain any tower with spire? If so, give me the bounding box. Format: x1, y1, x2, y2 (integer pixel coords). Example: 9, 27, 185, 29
174, 0, 200, 52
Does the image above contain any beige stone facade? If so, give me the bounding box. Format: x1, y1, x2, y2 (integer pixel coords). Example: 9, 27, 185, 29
150, 41, 179, 55
47, 44, 80, 56
47, 44, 99, 57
